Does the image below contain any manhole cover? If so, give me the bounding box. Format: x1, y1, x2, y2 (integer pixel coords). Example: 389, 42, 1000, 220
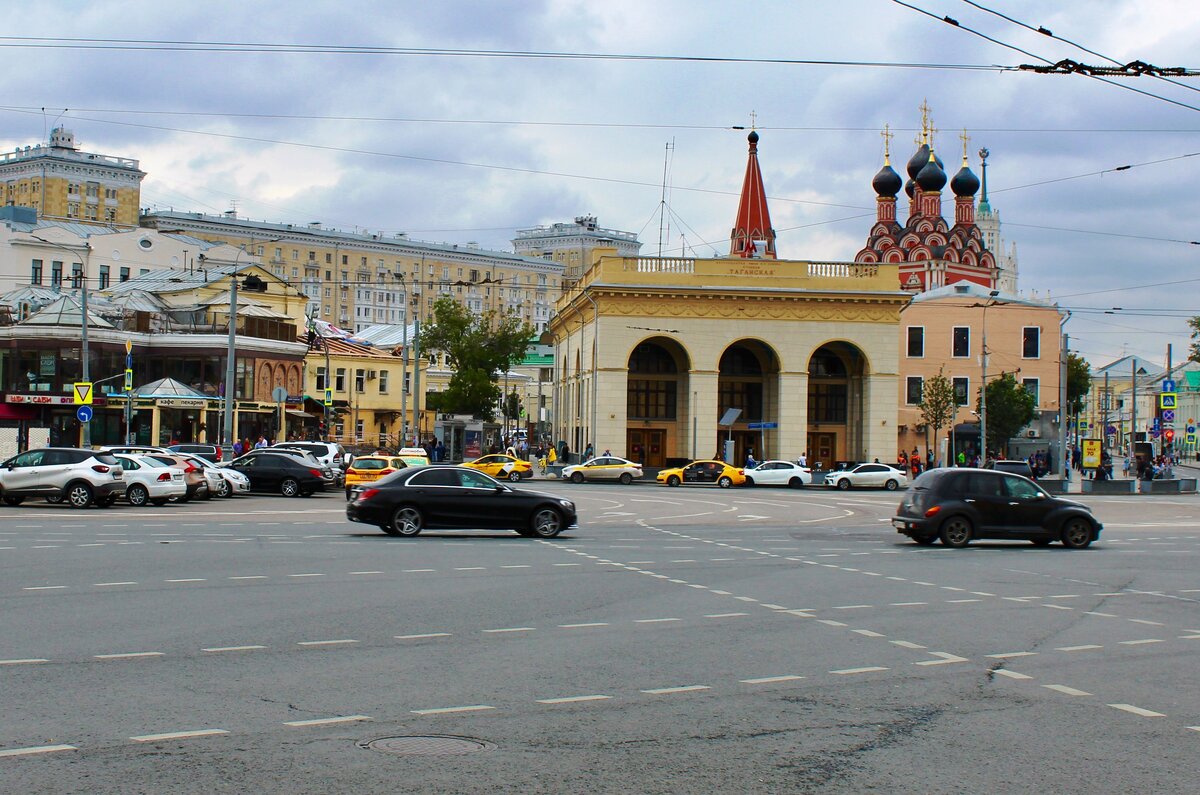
360, 735, 494, 755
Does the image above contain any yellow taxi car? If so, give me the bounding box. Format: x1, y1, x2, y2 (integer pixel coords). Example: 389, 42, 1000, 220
561, 456, 643, 485
462, 453, 533, 482
344, 456, 409, 499
656, 459, 746, 488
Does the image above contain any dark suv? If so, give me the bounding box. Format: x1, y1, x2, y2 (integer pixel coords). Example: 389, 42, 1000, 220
892, 468, 1101, 549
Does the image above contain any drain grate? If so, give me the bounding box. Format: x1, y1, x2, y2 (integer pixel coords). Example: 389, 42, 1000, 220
360, 735, 494, 755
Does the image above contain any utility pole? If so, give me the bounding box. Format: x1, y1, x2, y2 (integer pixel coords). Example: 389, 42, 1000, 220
32, 234, 91, 447
222, 253, 243, 450
1131, 357, 1137, 469
1058, 321, 1069, 479
1166, 343, 1173, 458
979, 290, 999, 462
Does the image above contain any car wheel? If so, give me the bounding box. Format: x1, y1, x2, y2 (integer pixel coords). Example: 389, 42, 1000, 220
667, 475, 680, 487
530, 507, 563, 538
619, 473, 633, 485
743, 476, 755, 487
151, 498, 169, 506
390, 506, 423, 537
717, 476, 733, 488
216, 479, 232, 498
836, 478, 851, 490
199, 485, 212, 501
913, 535, 937, 546
939, 516, 973, 548
127, 484, 149, 507
2, 494, 25, 506
1060, 518, 1094, 549
280, 478, 300, 497
66, 482, 94, 509
884, 479, 899, 491
1030, 538, 1053, 547
788, 477, 803, 489
508, 470, 522, 482
571, 472, 584, 484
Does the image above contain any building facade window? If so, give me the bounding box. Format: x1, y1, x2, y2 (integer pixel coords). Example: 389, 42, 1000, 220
50, 261, 63, 286
1022, 377, 1039, 406
119, 266, 130, 282
1022, 327, 1040, 358
952, 327, 970, 358
355, 369, 366, 392
905, 376, 923, 405
355, 419, 364, 440
335, 368, 346, 392
315, 367, 326, 391
98, 265, 110, 289
952, 377, 969, 406
906, 326, 924, 358
30, 259, 42, 285
378, 370, 388, 393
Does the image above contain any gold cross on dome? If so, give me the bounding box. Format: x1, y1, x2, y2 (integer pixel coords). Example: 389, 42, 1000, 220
750, 110, 757, 130
881, 124, 894, 163
918, 99, 932, 142
960, 128, 971, 163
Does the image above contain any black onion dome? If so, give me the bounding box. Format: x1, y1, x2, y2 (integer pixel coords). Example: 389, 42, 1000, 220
916, 153, 947, 192
951, 164, 980, 197
906, 143, 930, 179
904, 177, 916, 198
872, 164, 902, 197
748, 130, 759, 145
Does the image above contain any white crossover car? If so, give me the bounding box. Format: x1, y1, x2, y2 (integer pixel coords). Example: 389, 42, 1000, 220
823, 463, 908, 491
743, 460, 813, 488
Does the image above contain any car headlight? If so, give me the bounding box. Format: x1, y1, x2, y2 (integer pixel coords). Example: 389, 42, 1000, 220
558, 499, 574, 509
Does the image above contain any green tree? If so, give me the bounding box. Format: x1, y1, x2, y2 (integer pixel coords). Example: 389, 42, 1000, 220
1189, 316, 1200, 362
1066, 352, 1092, 416
917, 369, 958, 466
978, 372, 1037, 455
419, 297, 535, 420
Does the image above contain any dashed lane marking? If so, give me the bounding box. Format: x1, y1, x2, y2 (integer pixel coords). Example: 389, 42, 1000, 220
284, 715, 372, 727
634, 618, 681, 624
0, 658, 49, 665
986, 652, 1038, 659
704, 612, 748, 618
559, 622, 608, 629
202, 645, 267, 653
1108, 704, 1165, 718
94, 652, 164, 660
0, 744, 78, 757
641, 685, 710, 695
536, 695, 612, 704
995, 670, 1033, 680
890, 641, 926, 650
482, 627, 535, 634
411, 705, 494, 716
740, 675, 805, 684
1043, 685, 1092, 696
297, 639, 359, 647
1119, 639, 1164, 646
130, 729, 227, 742
229, 575, 268, 580
95, 581, 137, 587
831, 666, 889, 675
395, 633, 451, 640
22, 585, 66, 590
1057, 645, 1104, 652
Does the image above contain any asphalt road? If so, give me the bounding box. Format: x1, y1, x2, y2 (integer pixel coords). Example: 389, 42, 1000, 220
2, 482, 1198, 794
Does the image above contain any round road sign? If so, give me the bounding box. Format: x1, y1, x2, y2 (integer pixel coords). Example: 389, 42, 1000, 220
76, 405, 93, 423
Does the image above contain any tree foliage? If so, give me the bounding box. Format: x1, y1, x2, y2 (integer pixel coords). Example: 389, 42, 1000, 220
419, 297, 535, 420
1189, 316, 1200, 363
918, 369, 959, 461
1066, 352, 1092, 416
978, 372, 1037, 454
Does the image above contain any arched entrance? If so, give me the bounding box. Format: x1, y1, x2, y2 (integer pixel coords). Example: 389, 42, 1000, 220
626, 338, 689, 467
807, 342, 867, 468
717, 340, 779, 464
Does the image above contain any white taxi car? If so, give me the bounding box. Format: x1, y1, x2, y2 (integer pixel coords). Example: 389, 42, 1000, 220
561, 456, 643, 485
743, 460, 812, 488
823, 463, 908, 491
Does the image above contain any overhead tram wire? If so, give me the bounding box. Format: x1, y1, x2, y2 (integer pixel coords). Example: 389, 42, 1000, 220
958, 0, 1200, 95
890, 0, 1200, 114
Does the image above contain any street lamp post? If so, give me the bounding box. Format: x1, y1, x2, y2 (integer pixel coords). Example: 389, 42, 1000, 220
221, 249, 246, 450
32, 234, 92, 447
979, 289, 1000, 462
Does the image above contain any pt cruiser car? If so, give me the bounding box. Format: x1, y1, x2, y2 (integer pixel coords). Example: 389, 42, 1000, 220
892, 468, 1101, 548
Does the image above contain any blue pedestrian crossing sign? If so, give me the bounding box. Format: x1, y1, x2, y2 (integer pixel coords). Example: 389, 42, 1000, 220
323, 388, 333, 407
76, 405, 93, 423
1160, 392, 1178, 410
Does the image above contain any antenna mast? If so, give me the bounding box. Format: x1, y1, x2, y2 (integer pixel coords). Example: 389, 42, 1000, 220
657, 139, 675, 258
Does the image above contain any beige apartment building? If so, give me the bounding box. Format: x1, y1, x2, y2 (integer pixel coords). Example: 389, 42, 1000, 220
898, 282, 1066, 464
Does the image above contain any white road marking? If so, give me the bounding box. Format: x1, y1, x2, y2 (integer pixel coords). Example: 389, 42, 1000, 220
1128, 619, 1165, 626
202, 645, 267, 653
454, 567, 486, 571
536, 695, 612, 704
946, 598, 982, 603
986, 652, 1038, 659
995, 670, 1033, 680
832, 604, 872, 610
704, 612, 748, 618
130, 729, 228, 742
229, 575, 268, 580
1085, 611, 1118, 617
890, 602, 927, 607
284, 715, 373, 727
559, 622, 608, 629
710, 590, 732, 595
734, 596, 758, 602
483, 627, 535, 633
0, 658, 49, 665
1057, 645, 1103, 652
1108, 704, 1165, 718
501, 565, 532, 569
741, 675, 805, 684
852, 630, 886, 637
298, 639, 359, 646
95, 581, 138, 587
403, 569, 436, 573
890, 641, 926, 650
95, 652, 164, 660
635, 618, 681, 624
287, 573, 326, 578
23, 585, 67, 590
349, 571, 383, 575
817, 619, 848, 627
831, 666, 888, 675
395, 633, 451, 640
552, 563, 581, 567
0, 744, 78, 757
1119, 639, 1164, 646
916, 653, 969, 666
165, 578, 207, 583
1043, 685, 1092, 696
411, 705, 494, 715
641, 685, 710, 694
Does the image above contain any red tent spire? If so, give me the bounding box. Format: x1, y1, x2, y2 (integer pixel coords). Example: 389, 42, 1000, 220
730, 130, 776, 259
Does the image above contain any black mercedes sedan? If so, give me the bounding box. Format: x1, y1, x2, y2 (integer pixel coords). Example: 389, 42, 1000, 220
346, 465, 577, 538
892, 468, 1101, 549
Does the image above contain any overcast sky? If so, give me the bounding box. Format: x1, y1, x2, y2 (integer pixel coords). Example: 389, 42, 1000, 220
4, 0, 1198, 369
